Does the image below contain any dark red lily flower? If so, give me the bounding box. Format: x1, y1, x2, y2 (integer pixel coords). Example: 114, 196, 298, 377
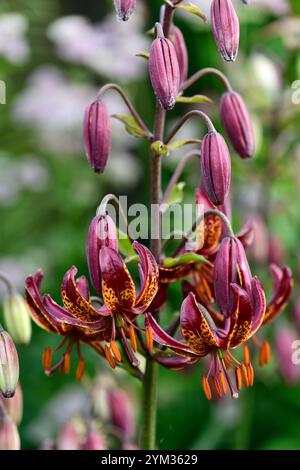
146, 277, 266, 400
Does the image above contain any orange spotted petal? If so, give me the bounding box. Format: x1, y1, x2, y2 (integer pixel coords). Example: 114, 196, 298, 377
99, 247, 136, 314
249, 276, 266, 335
180, 293, 220, 355
133, 242, 159, 312
61, 267, 103, 321
226, 284, 253, 349
263, 265, 293, 326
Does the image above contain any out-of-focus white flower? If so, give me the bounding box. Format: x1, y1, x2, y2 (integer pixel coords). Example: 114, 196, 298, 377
0, 13, 30, 64
0, 154, 49, 206
47, 11, 150, 80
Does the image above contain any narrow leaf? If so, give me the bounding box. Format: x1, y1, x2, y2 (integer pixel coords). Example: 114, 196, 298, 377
112, 114, 148, 138
175, 3, 207, 22
136, 52, 150, 60
163, 253, 210, 267
117, 229, 136, 257
169, 139, 202, 150
176, 95, 212, 104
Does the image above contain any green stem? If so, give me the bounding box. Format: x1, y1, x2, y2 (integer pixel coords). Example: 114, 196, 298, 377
140, 3, 174, 451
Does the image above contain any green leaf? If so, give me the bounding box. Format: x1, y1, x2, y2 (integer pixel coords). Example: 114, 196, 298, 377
175, 2, 207, 22
135, 51, 150, 60
117, 229, 136, 257
112, 114, 148, 138
176, 95, 212, 104
163, 253, 210, 267
151, 140, 170, 156
169, 139, 202, 150
165, 182, 185, 206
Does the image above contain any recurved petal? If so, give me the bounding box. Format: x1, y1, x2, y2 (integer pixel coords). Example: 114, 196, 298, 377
145, 313, 197, 358
159, 263, 194, 283
43, 295, 111, 341
195, 188, 222, 255
133, 242, 159, 312
61, 267, 103, 322
249, 276, 266, 335
226, 284, 253, 349
237, 219, 255, 249
263, 265, 293, 325
181, 293, 220, 355
154, 354, 197, 370
25, 272, 63, 334
99, 247, 136, 314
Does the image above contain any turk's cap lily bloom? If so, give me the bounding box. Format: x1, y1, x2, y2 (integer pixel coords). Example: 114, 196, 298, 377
25, 241, 159, 373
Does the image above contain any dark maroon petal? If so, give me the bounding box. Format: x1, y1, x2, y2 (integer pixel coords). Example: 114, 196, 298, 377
263, 265, 293, 325
181, 293, 220, 354
226, 284, 253, 349
159, 263, 195, 283
83, 100, 112, 174
114, 0, 136, 21
145, 313, 197, 357
201, 131, 231, 206
220, 91, 254, 159
61, 266, 105, 322
154, 354, 197, 370
195, 187, 222, 255
237, 219, 255, 249
211, 0, 240, 62
170, 26, 188, 86
76, 276, 90, 300
133, 242, 159, 312
250, 276, 266, 334
147, 284, 168, 312
99, 247, 135, 314
149, 34, 180, 110
87, 214, 118, 294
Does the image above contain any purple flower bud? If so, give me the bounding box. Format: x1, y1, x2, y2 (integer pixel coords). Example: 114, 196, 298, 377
108, 389, 135, 440
0, 328, 19, 399
87, 214, 118, 294
0, 411, 20, 450
149, 24, 180, 110
169, 26, 188, 86
83, 100, 112, 174
214, 236, 252, 316
114, 0, 136, 21
201, 131, 231, 206
220, 91, 254, 159
211, 0, 240, 62
275, 328, 300, 384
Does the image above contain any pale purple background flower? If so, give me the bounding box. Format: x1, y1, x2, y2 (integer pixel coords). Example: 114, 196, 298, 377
275, 328, 300, 384
47, 10, 150, 80
0, 13, 30, 64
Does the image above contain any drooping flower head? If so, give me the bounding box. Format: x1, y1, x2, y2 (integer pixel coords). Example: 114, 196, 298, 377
211, 0, 240, 62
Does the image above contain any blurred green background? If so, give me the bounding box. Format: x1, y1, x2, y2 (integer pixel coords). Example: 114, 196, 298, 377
1, 0, 300, 450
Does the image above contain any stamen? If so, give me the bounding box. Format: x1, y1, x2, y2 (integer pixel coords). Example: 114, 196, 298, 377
263, 340, 271, 364
235, 367, 242, 391
44, 356, 65, 376
211, 375, 222, 399
241, 363, 249, 387
42, 347, 52, 371
64, 351, 71, 374
76, 358, 85, 380
110, 340, 122, 362
219, 371, 228, 395
247, 363, 254, 387
201, 376, 212, 400
129, 325, 138, 353
104, 345, 116, 369
53, 336, 68, 353
146, 326, 153, 353
119, 328, 139, 367
243, 343, 250, 365
58, 363, 65, 376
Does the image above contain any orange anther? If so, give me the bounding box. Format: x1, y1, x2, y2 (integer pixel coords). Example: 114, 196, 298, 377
64, 352, 70, 374
105, 345, 116, 369
201, 376, 212, 401
235, 367, 242, 391
110, 340, 122, 362
129, 326, 137, 353
42, 347, 52, 371
211, 375, 222, 399
243, 343, 251, 365
247, 363, 254, 387
219, 371, 228, 395
263, 340, 271, 364
76, 358, 85, 380
146, 326, 153, 353
241, 363, 249, 387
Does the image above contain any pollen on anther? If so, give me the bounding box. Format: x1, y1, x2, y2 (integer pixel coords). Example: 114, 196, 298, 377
211, 376, 222, 399
219, 371, 227, 395
241, 363, 250, 387
76, 358, 85, 380
64, 352, 70, 374
110, 340, 122, 362
243, 343, 250, 365
235, 367, 242, 391
42, 347, 52, 371
146, 326, 153, 353
105, 344, 116, 369
129, 325, 137, 353
201, 376, 212, 400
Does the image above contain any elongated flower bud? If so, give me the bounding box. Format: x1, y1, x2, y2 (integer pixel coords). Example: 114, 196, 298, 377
114, 0, 136, 21
169, 26, 188, 86
201, 131, 231, 206
83, 100, 112, 174
0, 383, 23, 425
87, 214, 118, 294
0, 328, 19, 398
220, 91, 254, 159
214, 236, 252, 316
211, 0, 240, 62
3, 292, 32, 345
149, 23, 180, 110
0, 411, 20, 450
108, 389, 135, 439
